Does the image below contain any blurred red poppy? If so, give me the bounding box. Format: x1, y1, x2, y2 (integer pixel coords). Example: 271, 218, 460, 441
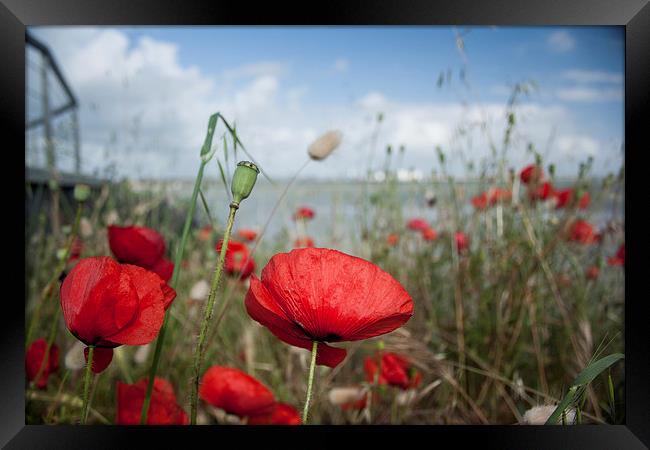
294, 236, 315, 248
487, 187, 512, 205
407, 218, 429, 231
608, 244, 625, 266
198, 225, 213, 242
117, 377, 188, 425
520, 165, 543, 184
238, 229, 258, 242
578, 192, 591, 209
245, 248, 413, 368
25, 338, 59, 389
386, 233, 399, 246
364, 352, 422, 390
421, 228, 438, 241
568, 220, 598, 244
472, 192, 488, 210
529, 181, 554, 201
69, 237, 84, 264
216, 239, 256, 279
248, 402, 301, 425
586, 266, 600, 280
293, 206, 315, 221
60, 256, 176, 373
108, 225, 174, 281
199, 366, 276, 418
455, 232, 470, 252
554, 189, 590, 210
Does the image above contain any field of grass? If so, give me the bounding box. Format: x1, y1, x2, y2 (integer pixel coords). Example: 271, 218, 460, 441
25, 109, 625, 425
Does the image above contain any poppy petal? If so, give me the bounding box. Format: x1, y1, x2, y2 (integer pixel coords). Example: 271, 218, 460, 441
84, 346, 114, 373
150, 257, 174, 282
264, 322, 347, 368
108, 225, 166, 267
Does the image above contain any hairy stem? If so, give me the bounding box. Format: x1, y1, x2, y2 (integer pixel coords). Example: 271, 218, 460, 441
302, 341, 319, 424
80, 345, 94, 424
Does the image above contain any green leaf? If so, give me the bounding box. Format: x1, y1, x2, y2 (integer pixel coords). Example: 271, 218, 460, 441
200, 114, 219, 159
216, 160, 231, 200
572, 353, 624, 386
198, 188, 216, 229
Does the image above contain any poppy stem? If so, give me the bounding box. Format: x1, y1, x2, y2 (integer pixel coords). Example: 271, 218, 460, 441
140, 161, 207, 424
302, 341, 319, 424
190, 204, 239, 424
80, 345, 94, 424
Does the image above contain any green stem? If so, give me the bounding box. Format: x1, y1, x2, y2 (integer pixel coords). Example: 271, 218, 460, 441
190, 204, 238, 424
140, 161, 207, 424
302, 341, 319, 424
80, 345, 94, 424
27, 203, 83, 346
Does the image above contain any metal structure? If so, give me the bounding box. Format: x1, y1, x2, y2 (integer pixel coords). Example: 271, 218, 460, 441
25, 31, 81, 175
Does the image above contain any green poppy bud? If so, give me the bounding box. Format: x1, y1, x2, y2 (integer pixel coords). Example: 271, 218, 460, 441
74, 184, 91, 202
231, 161, 260, 207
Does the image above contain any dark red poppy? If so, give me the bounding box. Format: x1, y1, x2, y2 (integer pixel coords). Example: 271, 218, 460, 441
198, 224, 213, 242
60, 256, 177, 373
471, 192, 488, 210
25, 339, 59, 389
386, 233, 399, 246
108, 225, 174, 281
520, 165, 543, 184
421, 228, 437, 241
247, 402, 301, 425
487, 187, 512, 205
455, 232, 470, 252
364, 352, 422, 390
607, 244, 625, 266
586, 266, 600, 280
245, 248, 413, 368
199, 366, 276, 418
238, 229, 258, 242
407, 218, 429, 231
529, 181, 554, 201
568, 220, 598, 244
69, 237, 84, 264
293, 207, 315, 221
117, 377, 188, 425
293, 236, 315, 248
216, 239, 256, 279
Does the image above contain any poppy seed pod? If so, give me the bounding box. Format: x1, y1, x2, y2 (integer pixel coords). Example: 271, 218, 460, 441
307, 130, 342, 161
231, 161, 260, 206
73, 184, 91, 202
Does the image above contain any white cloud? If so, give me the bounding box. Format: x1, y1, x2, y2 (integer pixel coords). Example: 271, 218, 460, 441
556, 87, 623, 102
547, 30, 575, 53
563, 70, 623, 84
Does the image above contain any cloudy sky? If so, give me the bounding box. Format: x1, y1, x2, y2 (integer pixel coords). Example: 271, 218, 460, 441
27, 26, 624, 180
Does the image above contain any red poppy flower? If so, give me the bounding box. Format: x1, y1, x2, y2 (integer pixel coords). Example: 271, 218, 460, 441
472, 192, 488, 210
60, 256, 176, 373
198, 225, 213, 242
607, 244, 625, 266
586, 266, 600, 280
364, 352, 421, 390
117, 377, 188, 425
108, 225, 174, 281
578, 192, 591, 209
294, 236, 315, 248
554, 189, 590, 210
407, 218, 429, 231
238, 229, 258, 242
421, 228, 438, 241
386, 233, 399, 246
568, 220, 598, 244
25, 339, 59, 389
199, 366, 276, 418
530, 181, 554, 201
520, 164, 543, 184
244, 248, 413, 368
293, 206, 315, 221
487, 187, 512, 206
247, 402, 301, 425
341, 393, 370, 411
216, 239, 256, 279
455, 232, 470, 252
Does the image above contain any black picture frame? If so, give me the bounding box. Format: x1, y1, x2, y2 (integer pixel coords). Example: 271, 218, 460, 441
4, 0, 648, 448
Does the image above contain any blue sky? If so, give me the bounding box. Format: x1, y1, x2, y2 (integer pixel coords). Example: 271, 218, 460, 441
27, 26, 624, 180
